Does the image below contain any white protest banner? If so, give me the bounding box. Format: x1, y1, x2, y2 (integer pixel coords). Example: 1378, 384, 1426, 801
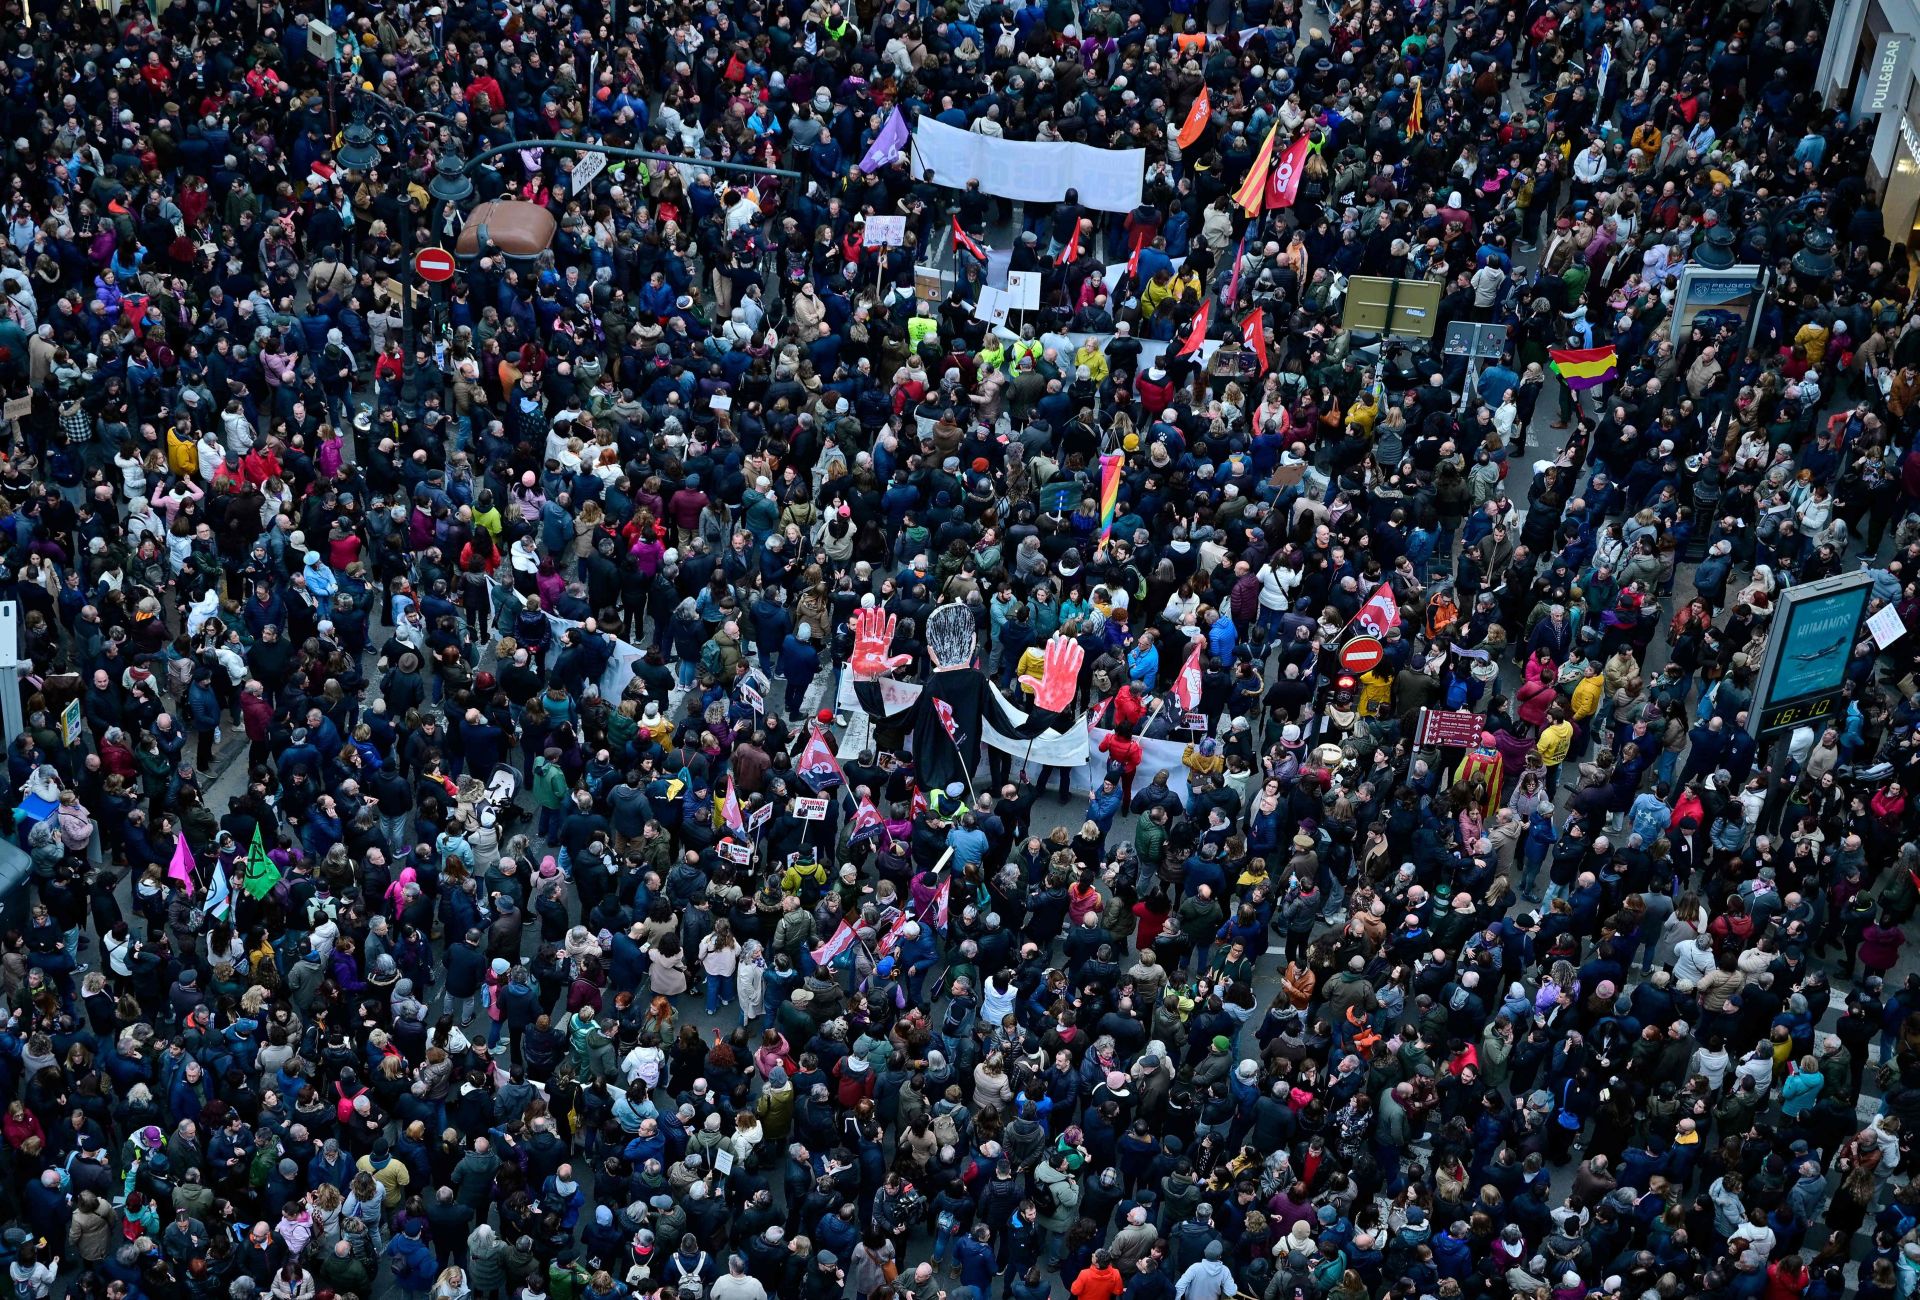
543, 614, 644, 701
911, 118, 1145, 212
795, 797, 829, 821
1076, 729, 1192, 800
980, 681, 1091, 768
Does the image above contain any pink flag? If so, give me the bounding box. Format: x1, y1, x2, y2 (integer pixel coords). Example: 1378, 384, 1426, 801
722, 775, 746, 834
810, 919, 857, 967
168, 834, 197, 889
933, 877, 951, 928
1173, 636, 1204, 711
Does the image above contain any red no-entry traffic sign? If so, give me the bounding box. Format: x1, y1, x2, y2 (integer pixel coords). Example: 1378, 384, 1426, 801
1339, 635, 1385, 674
413, 247, 456, 282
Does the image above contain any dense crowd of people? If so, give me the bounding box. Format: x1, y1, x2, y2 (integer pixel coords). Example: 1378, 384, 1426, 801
0, 5, 1918, 1300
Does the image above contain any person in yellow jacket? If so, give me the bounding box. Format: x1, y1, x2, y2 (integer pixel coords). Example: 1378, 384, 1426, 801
1075, 337, 1110, 384
1536, 705, 1574, 793
1356, 665, 1394, 717
906, 300, 940, 352
1183, 736, 1226, 784
1014, 643, 1046, 696
1139, 269, 1177, 321
1570, 662, 1606, 725
167, 425, 198, 476
1793, 318, 1830, 367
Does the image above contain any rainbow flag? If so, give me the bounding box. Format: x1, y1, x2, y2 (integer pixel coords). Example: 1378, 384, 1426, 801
1097, 452, 1124, 544
1549, 345, 1618, 391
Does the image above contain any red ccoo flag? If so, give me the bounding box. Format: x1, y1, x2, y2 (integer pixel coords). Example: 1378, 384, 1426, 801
1176, 88, 1212, 150
1175, 299, 1212, 357
1241, 307, 1269, 374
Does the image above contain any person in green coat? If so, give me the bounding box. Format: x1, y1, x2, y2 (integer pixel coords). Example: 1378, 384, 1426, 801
465, 1225, 510, 1297
533, 749, 569, 841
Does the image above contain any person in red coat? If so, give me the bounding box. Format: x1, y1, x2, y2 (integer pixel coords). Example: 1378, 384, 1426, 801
1098, 724, 1144, 814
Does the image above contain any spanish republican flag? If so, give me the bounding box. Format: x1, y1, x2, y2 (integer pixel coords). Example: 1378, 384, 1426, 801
1232, 121, 1280, 217
1176, 88, 1211, 150
1549, 345, 1619, 390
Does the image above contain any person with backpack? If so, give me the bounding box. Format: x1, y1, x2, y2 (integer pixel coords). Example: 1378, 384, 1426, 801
1032, 1150, 1081, 1270
385, 1222, 440, 1300
662, 1234, 717, 1297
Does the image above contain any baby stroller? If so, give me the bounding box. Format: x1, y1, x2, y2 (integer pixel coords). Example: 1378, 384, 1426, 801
456, 763, 528, 832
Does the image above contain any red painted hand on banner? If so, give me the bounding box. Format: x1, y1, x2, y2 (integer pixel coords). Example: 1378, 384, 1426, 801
851, 606, 913, 679
1020, 635, 1085, 713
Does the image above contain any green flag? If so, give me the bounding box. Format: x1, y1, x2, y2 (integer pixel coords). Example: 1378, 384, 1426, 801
242, 825, 282, 900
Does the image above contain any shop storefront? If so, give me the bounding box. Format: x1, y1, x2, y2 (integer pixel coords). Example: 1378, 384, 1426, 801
1819, 0, 1920, 179
1882, 114, 1920, 242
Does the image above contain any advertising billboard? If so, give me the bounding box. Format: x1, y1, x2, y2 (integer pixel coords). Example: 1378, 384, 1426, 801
1669, 265, 1765, 348
1749, 572, 1873, 736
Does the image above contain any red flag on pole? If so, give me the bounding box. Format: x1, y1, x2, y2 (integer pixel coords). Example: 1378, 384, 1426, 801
1176, 88, 1212, 150
932, 698, 961, 744
1241, 307, 1269, 374
1224, 230, 1247, 307
1055, 220, 1081, 267
1126, 227, 1148, 282
1352, 584, 1403, 639
1265, 134, 1314, 210
933, 877, 952, 928
1173, 636, 1204, 711
1175, 299, 1212, 357
951, 215, 986, 262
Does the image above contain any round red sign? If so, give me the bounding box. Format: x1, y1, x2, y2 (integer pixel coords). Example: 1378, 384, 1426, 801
413, 247, 457, 282
1338, 635, 1385, 674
